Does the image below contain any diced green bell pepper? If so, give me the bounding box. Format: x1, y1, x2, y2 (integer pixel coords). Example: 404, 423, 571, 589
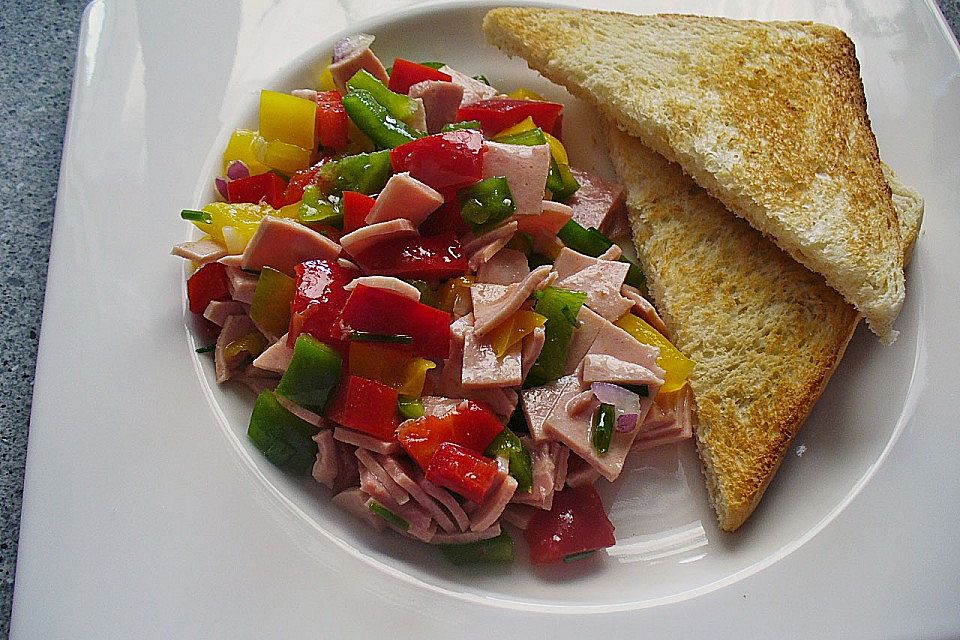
249, 267, 295, 337
299, 185, 343, 226
247, 391, 319, 475
546, 157, 580, 201
274, 335, 342, 414
485, 427, 533, 493
557, 219, 646, 289
342, 89, 422, 149
319, 149, 393, 196
439, 531, 514, 565
458, 176, 516, 234
347, 69, 420, 124
525, 287, 587, 387
397, 395, 425, 420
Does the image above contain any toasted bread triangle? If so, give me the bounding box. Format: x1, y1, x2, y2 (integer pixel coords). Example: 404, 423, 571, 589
606, 126, 921, 530
484, 8, 905, 342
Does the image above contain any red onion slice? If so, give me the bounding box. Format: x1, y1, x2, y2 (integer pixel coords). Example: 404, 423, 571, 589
616, 414, 638, 433
332, 33, 375, 62
226, 159, 250, 181
591, 382, 642, 431
215, 176, 229, 199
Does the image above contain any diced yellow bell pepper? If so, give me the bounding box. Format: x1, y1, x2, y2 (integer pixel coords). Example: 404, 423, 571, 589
276, 202, 301, 219
494, 116, 537, 139
222, 129, 270, 175
348, 343, 435, 396
259, 90, 317, 150
614, 313, 695, 393
224, 332, 268, 359
507, 87, 545, 101
543, 130, 570, 166
191, 202, 274, 251
437, 276, 474, 313
318, 63, 337, 92
395, 358, 436, 397
261, 138, 312, 174
487, 310, 547, 359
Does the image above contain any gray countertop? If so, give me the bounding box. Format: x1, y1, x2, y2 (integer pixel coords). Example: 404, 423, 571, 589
1, 1, 958, 636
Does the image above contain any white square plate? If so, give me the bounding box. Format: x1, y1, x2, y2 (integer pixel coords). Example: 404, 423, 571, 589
12, 0, 960, 637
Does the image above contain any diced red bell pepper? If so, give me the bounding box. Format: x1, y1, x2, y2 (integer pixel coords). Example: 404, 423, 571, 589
398, 400, 504, 469
326, 375, 399, 440
226, 172, 288, 209
342, 190, 376, 233
523, 485, 616, 565
418, 198, 470, 237
288, 259, 356, 348
456, 98, 564, 137
425, 442, 499, 504
186, 262, 231, 315
315, 91, 349, 150
282, 161, 328, 206
353, 232, 467, 281
388, 58, 453, 94
390, 129, 484, 192
334, 284, 451, 360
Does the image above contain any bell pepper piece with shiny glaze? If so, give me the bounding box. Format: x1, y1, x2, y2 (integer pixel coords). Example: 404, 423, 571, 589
315, 91, 349, 150
388, 58, 452, 94
222, 129, 270, 175
226, 173, 288, 210
456, 98, 564, 137
342, 89, 422, 149
485, 426, 533, 493
342, 190, 376, 233
525, 287, 588, 387
249, 267, 296, 338
247, 390, 320, 475
524, 485, 616, 564
259, 89, 317, 150
334, 284, 451, 360
353, 232, 468, 281
425, 442, 499, 504
326, 375, 400, 440
187, 262, 231, 315
397, 400, 504, 470
614, 313, 694, 393
275, 335, 343, 414
458, 176, 516, 234
288, 258, 356, 348
389, 129, 485, 192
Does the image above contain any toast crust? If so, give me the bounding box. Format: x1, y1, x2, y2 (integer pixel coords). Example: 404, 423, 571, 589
606, 127, 860, 530
483, 8, 905, 341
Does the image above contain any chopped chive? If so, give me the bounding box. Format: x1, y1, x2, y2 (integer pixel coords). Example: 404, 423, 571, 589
368, 500, 409, 530
472, 74, 491, 86
592, 402, 615, 454
348, 331, 414, 344
563, 550, 597, 563
181, 209, 212, 224
195, 344, 216, 354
